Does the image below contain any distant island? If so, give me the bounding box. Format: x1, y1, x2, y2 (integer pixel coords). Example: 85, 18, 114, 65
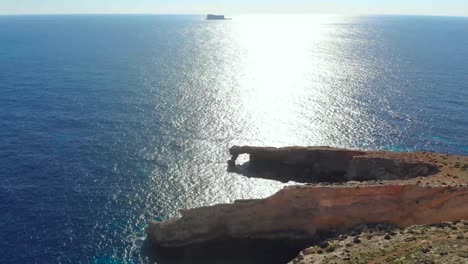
206, 14, 230, 20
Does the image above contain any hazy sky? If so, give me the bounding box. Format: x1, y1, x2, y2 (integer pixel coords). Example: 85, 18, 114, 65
1, 0, 467, 16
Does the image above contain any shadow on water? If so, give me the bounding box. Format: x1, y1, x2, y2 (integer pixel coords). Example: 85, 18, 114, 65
143, 238, 314, 264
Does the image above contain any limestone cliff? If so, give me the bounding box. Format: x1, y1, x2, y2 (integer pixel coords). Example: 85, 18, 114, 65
147, 146, 468, 263
148, 185, 468, 247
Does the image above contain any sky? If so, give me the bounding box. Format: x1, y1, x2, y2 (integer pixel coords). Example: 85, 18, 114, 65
1, 0, 467, 16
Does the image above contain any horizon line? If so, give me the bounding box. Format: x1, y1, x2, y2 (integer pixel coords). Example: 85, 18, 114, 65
0, 12, 467, 18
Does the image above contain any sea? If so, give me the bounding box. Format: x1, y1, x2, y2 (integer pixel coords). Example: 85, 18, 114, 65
0, 14, 467, 263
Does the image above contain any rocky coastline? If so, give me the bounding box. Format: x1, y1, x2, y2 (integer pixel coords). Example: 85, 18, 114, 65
147, 146, 468, 263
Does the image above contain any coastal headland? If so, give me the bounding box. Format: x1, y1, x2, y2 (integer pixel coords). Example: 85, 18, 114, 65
147, 146, 468, 263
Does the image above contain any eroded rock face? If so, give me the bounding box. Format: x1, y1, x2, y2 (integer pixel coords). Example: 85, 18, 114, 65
147, 185, 468, 247
228, 146, 438, 183
346, 156, 437, 181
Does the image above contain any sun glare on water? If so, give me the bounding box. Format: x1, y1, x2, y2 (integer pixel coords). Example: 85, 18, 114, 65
220, 15, 366, 147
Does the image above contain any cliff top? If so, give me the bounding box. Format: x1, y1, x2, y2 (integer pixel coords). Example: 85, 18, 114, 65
290, 221, 468, 264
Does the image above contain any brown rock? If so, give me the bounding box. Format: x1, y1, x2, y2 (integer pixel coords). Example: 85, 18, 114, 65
227, 146, 439, 183
147, 185, 468, 247
147, 145, 468, 263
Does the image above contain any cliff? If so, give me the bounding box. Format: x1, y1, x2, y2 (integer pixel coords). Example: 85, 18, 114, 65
147, 146, 468, 263
227, 146, 440, 182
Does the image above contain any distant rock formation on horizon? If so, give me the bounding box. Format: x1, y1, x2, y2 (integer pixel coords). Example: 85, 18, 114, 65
206, 14, 228, 20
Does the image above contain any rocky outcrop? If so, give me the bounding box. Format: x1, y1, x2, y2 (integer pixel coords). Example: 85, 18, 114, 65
228, 146, 438, 183
346, 156, 437, 181
147, 185, 468, 247
147, 146, 468, 263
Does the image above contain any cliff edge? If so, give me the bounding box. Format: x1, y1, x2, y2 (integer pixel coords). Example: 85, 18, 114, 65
147, 146, 468, 263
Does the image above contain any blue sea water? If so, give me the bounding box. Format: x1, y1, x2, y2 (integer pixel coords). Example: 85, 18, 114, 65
0, 14, 467, 263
